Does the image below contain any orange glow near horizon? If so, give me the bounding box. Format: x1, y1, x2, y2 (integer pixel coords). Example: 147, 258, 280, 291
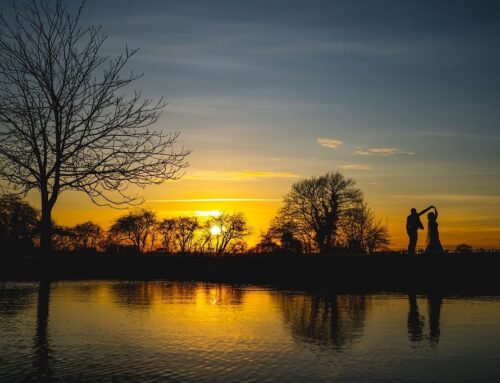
23, 176, 500, 251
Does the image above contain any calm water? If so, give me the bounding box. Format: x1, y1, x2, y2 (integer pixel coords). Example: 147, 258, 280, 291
1, 281, 500, 382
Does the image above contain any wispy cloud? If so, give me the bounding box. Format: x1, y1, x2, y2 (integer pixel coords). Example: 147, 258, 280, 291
149, 198, 281, 203
339, 164, 373, 170
317, 137, 343, 149
183, 170, 300, 181
389, 194, 500, 202
353, 147, 415, 156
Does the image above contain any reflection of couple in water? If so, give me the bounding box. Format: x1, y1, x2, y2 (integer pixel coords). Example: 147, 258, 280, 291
406, 205, 443, 255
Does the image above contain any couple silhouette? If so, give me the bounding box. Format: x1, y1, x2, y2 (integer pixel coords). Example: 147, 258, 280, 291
406, 205, 443, 255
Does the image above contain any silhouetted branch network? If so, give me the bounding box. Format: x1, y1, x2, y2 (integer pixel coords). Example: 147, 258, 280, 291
0, 0, 189, 253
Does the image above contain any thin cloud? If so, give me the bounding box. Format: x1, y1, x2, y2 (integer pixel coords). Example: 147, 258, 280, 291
184, 170, 300, 181
390, 194, 500, 202
339, 164, 373, 170
149, 198, 281, 203
317, 137, 343, 149
353, 147, 415, 156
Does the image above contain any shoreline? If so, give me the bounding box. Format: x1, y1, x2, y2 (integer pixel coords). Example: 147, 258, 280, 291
1, 253, 500, 293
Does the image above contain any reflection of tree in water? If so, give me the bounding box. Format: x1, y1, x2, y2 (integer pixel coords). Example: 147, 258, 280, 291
0, 283, 37, 317
67, 283, 101, 297
202, 284, 244, 306
110, 282, 245, 308
407, 293, 443, 347
32, 280, 52, 382
277, 293, 370, 350
111, 281, 196, 308
111, 282, 159, 307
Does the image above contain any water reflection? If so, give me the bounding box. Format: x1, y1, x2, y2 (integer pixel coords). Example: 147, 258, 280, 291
0, 283, 36, 317
202, 284, 244, 306
407, 292, 443, 346
33, 280, 52, 382
407, 293, 424, 342
2, 281, 500, 382
111, 281, 160, 307
110, 281, 245, 308
428, 294, 443, 345
277, 293, 369, 350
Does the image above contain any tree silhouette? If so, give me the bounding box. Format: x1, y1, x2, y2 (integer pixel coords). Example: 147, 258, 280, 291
0, 194, 39, 252
156, 218, 178, 253
279, 172, 363, 253
205, 212, 249, 256
258, 218, 305, 254
155, 216, 199, 253
338, 201, 390, 254
0, 0, 189, 256
71, 221, 103, 252
174, 216, 199, 253
109, 209, 157, 253
455, 243, 473, 254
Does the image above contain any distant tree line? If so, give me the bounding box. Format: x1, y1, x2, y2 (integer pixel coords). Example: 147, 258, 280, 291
2, 171, 493, 256
0, 195, 249, 255
0, 171, 385, 255
50, 210, 250, 255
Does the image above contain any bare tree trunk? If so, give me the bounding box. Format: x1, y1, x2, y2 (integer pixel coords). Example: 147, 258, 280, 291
40, 197, 53, 258
0, 0, 189, 259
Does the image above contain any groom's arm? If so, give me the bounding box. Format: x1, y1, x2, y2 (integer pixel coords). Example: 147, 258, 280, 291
417, 206, 432, 216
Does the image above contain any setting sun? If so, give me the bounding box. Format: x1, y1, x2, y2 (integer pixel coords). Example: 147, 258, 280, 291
210, 225, 222, 236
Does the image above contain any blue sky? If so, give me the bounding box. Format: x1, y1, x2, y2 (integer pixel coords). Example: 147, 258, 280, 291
1, 0, 499, 247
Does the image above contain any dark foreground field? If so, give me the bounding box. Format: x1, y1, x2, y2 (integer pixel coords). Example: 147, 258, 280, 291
1, 253, 499, 293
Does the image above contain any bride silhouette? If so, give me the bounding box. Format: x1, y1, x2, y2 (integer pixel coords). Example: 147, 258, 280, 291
424, 206, 443, 254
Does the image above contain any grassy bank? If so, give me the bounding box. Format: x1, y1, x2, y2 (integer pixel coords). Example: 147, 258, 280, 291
1, 253, 500, 293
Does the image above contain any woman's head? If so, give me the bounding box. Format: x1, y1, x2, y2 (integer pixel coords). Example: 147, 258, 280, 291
427, 212, 436, 221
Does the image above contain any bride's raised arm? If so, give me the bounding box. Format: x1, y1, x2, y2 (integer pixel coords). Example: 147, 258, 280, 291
418, 205, 433, 216
434, 206, 438, 219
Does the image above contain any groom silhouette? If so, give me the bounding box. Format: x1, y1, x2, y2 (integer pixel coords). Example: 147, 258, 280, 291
406, 206, 433, 256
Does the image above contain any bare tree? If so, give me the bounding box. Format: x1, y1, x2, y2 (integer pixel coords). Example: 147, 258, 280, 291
156, 218, 178, 253
364, 217, 390, 255
0, 0, 189, 256
280, 172, 363, 253
71, 221, 103, 252
51, 224, 75, 252
194, 225, 213, 254
109, 209, 157, 253
206, 213, 249, 256
174, 216, 199, 254
338, 201, 390, 254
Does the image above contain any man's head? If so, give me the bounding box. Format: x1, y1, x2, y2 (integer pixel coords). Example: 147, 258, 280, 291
410, 208, 417, 214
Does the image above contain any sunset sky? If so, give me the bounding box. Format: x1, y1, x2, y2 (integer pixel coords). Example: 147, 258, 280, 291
9, 0, 500, 249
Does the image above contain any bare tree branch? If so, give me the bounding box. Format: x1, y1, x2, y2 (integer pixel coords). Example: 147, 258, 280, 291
0, 0, 190, 254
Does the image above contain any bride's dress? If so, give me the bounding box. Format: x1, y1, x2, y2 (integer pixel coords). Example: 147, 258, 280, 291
424, 219, 443, 254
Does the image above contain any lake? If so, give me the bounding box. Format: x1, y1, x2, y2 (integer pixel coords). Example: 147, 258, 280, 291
1, 281, 500, 382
